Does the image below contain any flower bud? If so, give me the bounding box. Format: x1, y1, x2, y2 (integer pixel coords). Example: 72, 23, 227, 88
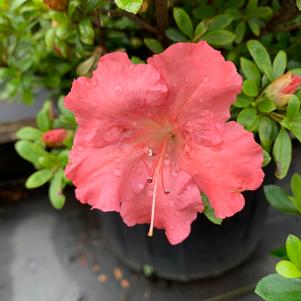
265, 72, 301, 107
44, 0, 68, 12
42, 129, 68, 147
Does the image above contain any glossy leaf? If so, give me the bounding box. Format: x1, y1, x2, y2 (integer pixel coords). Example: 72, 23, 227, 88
173, 8, 193, 38
49, 169, 66, 209
286, 234, 301, 270
276, 260, 301, 278
264, 185, 299, 214
16, 127, 41, 141
26, 169, 53, 189
272, 128, 292, 179
114, 0, 143, 13
273, 50, 287, 79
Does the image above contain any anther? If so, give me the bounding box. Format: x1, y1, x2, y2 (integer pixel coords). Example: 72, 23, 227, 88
148, 148, 156, 157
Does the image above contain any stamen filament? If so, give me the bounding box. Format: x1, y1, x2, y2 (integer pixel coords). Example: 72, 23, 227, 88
147, 139, 169, 237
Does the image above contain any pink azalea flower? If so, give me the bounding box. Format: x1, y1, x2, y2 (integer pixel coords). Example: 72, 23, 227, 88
65, 42, 264, 245
42, 128, 68, 147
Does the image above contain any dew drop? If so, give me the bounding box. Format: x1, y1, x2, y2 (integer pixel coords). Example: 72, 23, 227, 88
113, 169, 122, 177
175, 211, 179, 216
164, 159, 170, 166
172, 171, 178, 178
169, 200, 175, 207
169, 226, 174, 230
147, 190, 153, 197
147, 176, 153, 184
205, 161, 213, 168
138, 183, 144, 190
164, 189, 170, 195
184, 144, 191, 153
185, 121, 194, 133
115, 85, 122, 94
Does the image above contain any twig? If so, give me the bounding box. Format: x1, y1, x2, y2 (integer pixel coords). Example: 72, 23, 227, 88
263, 0, 299, 33
154, 0, 169, 45
102, 9, 157, 34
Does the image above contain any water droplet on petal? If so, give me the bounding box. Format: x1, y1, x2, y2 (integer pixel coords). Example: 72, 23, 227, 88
185, 121, 194, 133
138, 183, 144, 190
206, 161, 213, 168
169, 200, 175, 207
175, 211, 179, 216
115, 85, 122, 94
169, 226, 174, 230
164, 189, 170, 194
203, 76, 210, 83
147, 176, 153, 184
164, 159, 170, 166
147, 190, 153, 197
113, 169, 122, 177
184, 144, 191, 153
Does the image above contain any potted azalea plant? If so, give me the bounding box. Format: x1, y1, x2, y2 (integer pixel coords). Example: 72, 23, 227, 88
4, 0, 301, 298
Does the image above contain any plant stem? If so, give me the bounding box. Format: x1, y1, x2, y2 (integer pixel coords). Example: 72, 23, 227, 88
154, 0, 169, 45
103, 9, 157, 34
263, 0, 299, 33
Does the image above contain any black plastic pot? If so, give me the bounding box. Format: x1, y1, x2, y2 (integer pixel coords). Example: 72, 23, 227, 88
101, 172, 273, 281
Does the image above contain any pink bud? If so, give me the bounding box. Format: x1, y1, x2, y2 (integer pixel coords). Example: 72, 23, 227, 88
42, 129, 68, 147
265, 72, 301, 107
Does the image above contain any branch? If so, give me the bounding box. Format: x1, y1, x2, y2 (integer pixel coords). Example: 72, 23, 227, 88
154, 0, 169, 45
102, 9, 157, 34
263, 0, 299, 33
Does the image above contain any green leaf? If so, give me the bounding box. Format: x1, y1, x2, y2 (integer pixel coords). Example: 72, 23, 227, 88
114, 0, 143, 13
247, 40, 273, 81
281, 114, 301, 142
79, 18, 95, 45
36, 101, 52, 132
235, 21, 246, 44
26, 169, 54, 189
273, 128, 292, 179
264, 185, 299, 214
287, 96, 300, 120
257, 98, 276, 113
273, 50, 287, 79
194, 21, 207, 41
206, 14, 233, 32
234, 94, 253, 108
173, 8, 194, 38
259, 117, 279, 149
256, 274, 301, 301
237, 107, 259, 131
16, 127, 41, 141
192, 5, 215, 19
240, 57, 261, 85
286, 234, 301, 270
263, 149, 272, 167
242, 79, 259, 97
202, 30, 235, 46
49, 169, 66, 209
202, 193, 222, 225
291, 173, 301, 203
144, 38, 163, 54
245, 0, 258, 14
248, 18, 260, 36
165, 28, 188, 42
252, 6, 273, 18
131, 56, 144, 64
38, 156, 57, 169
297, 0, 301, 10
15, 141, 49, 165
276, 260, 301, 278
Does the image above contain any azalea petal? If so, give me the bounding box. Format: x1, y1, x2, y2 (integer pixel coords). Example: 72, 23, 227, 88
148, 41, 242, 146
182, 122, 264, 218
65, 52, 168, 148
120, 169, 203, 245
66, 142, 149, 212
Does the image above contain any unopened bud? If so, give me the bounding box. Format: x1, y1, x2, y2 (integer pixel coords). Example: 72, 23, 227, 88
265, 72, 301, 107
42, 128, 68, 147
